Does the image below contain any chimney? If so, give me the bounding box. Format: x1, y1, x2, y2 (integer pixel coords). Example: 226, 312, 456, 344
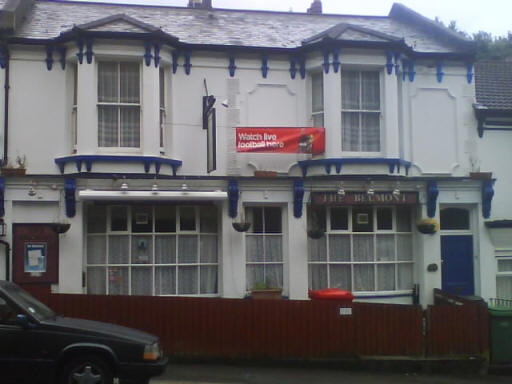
307, 0, 322, 14
188, 0, 212, 9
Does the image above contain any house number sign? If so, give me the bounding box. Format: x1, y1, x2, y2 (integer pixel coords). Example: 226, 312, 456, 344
311, 192, 419, 206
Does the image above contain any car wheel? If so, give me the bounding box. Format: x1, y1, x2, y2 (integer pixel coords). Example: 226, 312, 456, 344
59, 355, 113, 384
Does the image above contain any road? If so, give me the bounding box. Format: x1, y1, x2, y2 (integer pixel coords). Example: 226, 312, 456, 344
151, 363, 512, 384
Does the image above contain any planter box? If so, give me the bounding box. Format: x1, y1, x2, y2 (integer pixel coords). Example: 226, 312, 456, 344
1, 168, 26, 176
250, 288, 282, 300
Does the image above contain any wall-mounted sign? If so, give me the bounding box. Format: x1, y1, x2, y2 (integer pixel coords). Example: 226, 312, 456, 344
311, 192, 419, 206
236, 127, 325, 154
24, 242, 47, 274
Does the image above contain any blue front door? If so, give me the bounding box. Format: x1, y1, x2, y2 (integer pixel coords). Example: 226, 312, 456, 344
441, 235, 474, 295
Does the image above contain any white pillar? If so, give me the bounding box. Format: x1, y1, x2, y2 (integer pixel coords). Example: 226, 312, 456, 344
76, 58, 97, 154
323, 69, 341, 157
287, 199, 309, 299
141, 63, 160, 156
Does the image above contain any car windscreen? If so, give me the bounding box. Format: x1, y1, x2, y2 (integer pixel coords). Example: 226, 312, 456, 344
3, 283, 55, 321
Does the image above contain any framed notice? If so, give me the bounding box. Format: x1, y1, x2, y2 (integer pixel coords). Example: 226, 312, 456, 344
24, 242, 47, 274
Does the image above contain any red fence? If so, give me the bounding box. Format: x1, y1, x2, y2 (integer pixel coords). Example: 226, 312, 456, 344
27, 289, 488, 360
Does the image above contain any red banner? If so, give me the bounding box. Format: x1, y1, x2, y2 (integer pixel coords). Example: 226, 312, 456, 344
236, 127, 325, 154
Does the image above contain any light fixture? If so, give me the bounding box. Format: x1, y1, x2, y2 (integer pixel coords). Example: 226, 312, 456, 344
181, 183, 188, 190
221, 99, 229, 108
0, 219, 6, 237
367, 182, 375, 197
392, 182, 401, 198
120, 182, 128, 191
337, 182, 346, 198
28, 186, 36, 196
151, 184, 159, 194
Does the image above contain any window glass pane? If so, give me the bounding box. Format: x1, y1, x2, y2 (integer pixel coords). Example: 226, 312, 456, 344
200, 205, 218, 233
353, 235, 374, 262
110, 206, 128, 231
342, 71, 359, 109
440, 208, 470, 230
155, 267, 176, 295
178, 266, 198, 294
310, 264, 328, 290
87, 235, 106, 264
376, 235, 394, 261
159, 67, 165, 108
248, 207, 263, 233
397, 235, 413, 261
132, 206, 152, 233
330, 265, 351, 290
265, 236, 283, 262
329, 234, 351, 262
200, 266, 217, 294
178, 235, 197, 263
331, 207, 348, 230
361, 71, 380, 110
155, 206, 176, 233
497, 276, 512, 299
87, 205, 106, 233
342, 112, 360, 151
377, 264, 395, 291
361, 112, 380, 152
108, 235, 129, 264
352, 207, 373, 232
180, 207, 196, 231
98, 62, 118, 103
354, 264, 375, 291
308, 206, 326, 232
377, 208, 393, 230
98, 105, 118, 147
87, 267, 106, 295
120, 62, 140, 103
313, 113, 324, 127
309, 237, 327, 262
265, 264, 283, 288
200, 235, 218, 263
131, 267, 152, 296
397, 207, 411, 232
131, 235, 152, 264
155, 235, 176, 264
108, 267, 129, 295
247, 264, 264, 290
498, 260, 512, 272
398, 264, 413, 290
246, 235, 263, 263
264, 207, 282, 233
312, 72, 324, 113
120, 106, 140, 148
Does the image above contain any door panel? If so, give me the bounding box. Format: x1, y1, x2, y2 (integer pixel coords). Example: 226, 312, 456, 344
441, 235, 474, 296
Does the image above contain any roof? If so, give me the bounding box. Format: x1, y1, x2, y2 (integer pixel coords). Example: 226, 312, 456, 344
5, 0, 473, 55
475, 61, 512, 111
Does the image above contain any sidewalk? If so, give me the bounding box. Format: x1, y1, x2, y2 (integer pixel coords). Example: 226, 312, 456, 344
150, 362, 511, 384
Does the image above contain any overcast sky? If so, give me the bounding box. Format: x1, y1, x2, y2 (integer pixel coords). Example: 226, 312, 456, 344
75, 0, 511, 37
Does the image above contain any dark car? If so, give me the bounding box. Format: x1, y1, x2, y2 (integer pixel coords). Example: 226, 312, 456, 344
0, 280, 167, 384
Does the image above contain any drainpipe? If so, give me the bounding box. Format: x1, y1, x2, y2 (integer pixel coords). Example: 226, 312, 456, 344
0, 240, 10, 281
3, 48, 9, 166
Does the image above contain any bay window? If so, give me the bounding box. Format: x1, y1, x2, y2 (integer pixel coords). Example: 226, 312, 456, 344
98, 61, 141, 148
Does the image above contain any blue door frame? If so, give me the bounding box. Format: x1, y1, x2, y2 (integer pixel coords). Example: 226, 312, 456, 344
441, 235, 474, 296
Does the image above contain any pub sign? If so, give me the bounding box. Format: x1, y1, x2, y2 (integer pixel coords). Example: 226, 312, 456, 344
311, 191, 419, 205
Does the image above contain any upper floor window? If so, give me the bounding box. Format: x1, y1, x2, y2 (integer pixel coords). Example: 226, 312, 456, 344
159, 66, 166, 149
98, 62, 140, 148
311, 72, 324, 127
341, 70, 381, 152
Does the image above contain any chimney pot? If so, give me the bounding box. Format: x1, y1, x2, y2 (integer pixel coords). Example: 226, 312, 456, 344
307, 0, 322, 14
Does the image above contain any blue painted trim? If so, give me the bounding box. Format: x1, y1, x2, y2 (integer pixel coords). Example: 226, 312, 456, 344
427, 180, 438, 218
76, 40, 84, 64
261, 54, 269, 78
144, 41, 153, 67
297, 158, 412, 177
65, 178, 76, 218
85, 38, 94, 64
408, 60, 416, 82
466, 62, 474, 84
227, 179, 239, 218
293, 179, 304, 218
154, 42, 161, 68
0, 46, 7, 69
386, 51, 393, 75
172, 50, 179, 74
228, 54, 236, 77
401, 59, 408, 81
436, 62, 444, 83
393, 52, 401, 76
54, 155, 182, 176
299, 55, 306, 79
332, 49, 341, 73
0, 177, 4, 217
322, 50, 330, 74
183, 51, 192, 75
289, 55, 297, 79
482, 179, 495, 219
45, 46, 54, 71
57, 46, 66, 70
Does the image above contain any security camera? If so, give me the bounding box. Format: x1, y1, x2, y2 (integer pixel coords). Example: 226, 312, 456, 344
221, 99, 229, 108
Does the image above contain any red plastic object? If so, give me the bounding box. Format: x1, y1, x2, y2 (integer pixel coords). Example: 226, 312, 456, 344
308, 288, 354, 301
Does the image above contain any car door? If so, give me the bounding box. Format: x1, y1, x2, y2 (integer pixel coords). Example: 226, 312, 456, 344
0, 295, 28, 381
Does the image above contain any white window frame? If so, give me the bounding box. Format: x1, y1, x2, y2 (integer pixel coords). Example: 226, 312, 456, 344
159, 66, 166, 151
311, 71, 324, 127
71, 62, 78, 152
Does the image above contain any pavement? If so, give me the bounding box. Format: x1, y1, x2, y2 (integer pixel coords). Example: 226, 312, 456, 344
150, 362, 512, 384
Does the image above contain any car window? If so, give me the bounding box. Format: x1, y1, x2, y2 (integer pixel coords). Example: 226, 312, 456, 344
3, 284, 55, 321
0, 297, 18, 324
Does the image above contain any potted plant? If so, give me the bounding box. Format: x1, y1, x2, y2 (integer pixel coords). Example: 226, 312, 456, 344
249, 281, 282, 300
1, 155, 26, 176
416, 218, 439, 234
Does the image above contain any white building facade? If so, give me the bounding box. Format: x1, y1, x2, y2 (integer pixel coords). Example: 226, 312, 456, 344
0, 0, 497, 306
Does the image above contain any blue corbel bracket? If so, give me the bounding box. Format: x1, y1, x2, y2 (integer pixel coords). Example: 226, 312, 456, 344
45, 46, 54, 71
466, 62, 474, 84
289, 55, 297, 79
172, 50, 179, 74
228, 53, 236, 77
85, 38, 94, 64
0, 177, 4, 217
76, 39, 84, 64
426, 181, 439, 218
57, 46, 67, 70
394, 52, 401, 76
482, 179, 495, 219
401, 59, 409, 81
183, 51, 192, 75
408, 60, 416, 82
332, 49, 341, 73
54, 155, 182, 176
144, 41, 153, 67
436, 62, 444, 83
322, 50, 330, 74
293, 180, 304, 218
0, 46, 7, 69
298, 55, 306, 79
297, 158, 412, 177
227, 179, 239, 218
261, 54, 269, 78
154, 42, 161, 68
386, 51, 394, 75
65, 178, 76, 218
